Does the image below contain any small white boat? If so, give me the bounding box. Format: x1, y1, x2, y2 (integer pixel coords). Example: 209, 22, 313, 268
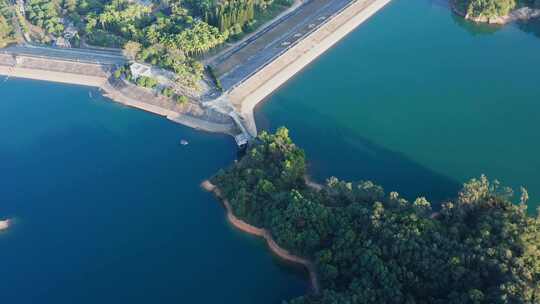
0, 219, 10, 231
180, 139, 189, 146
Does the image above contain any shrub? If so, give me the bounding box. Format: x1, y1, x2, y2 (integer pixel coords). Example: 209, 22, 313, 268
175, 95, 188, 104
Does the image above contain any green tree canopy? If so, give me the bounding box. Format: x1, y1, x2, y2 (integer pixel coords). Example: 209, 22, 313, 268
212, 127, 540, 304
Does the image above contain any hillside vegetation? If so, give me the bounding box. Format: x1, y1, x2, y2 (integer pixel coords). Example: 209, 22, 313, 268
0, 0, 15, 48
18, 0, 291, 87
212, 127, 540, 304
455, 0, 540, 19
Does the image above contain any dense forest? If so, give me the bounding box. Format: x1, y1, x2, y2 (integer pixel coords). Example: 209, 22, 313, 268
454, 0, 540, 19
212, 127, 540, 303
0, 0, 15, 47
187, 0, 292, 34
13, 0, 290, 88
25, 0, 64, 35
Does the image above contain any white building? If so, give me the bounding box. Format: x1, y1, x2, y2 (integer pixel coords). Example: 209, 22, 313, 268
54, 37, 71, 48
130, 62, 176, 87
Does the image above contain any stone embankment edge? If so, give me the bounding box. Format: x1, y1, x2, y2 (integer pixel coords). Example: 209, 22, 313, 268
201, 180, 320, 294
228, 0, 392, 136
450, 1, 540, 24
0, 65, 107, 87
0, 65, 234, 135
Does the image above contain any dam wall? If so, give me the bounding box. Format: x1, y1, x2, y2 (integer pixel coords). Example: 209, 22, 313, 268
227, 0, 392, 136
0, 0, 392, 141
0, 53, 110, 87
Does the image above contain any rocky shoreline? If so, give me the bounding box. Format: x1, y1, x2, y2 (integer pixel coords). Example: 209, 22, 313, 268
201, 180, 320, 294
451, 1, 540, 24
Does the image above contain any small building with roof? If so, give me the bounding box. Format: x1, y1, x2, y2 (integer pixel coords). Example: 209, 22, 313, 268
130, 62, 176, 87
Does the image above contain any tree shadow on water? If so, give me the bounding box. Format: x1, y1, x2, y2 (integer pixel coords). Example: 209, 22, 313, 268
515, 17, 540, 39
451, 13, 503, 36
256, 100, 462, 209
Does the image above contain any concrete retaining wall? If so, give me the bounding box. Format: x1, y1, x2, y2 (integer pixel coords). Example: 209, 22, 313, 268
227, 0, 392, 136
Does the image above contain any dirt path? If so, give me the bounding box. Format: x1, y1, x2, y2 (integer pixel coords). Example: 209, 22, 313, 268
201, 180, 320, 294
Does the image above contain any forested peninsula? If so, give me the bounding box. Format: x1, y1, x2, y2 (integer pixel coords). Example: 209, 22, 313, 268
452, 0, 540, 23
211, 127, 540, 303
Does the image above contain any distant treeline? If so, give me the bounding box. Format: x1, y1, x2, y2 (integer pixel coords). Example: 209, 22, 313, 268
0, 0, 15, 47
188, 0, 292, 33
212, 127, 540, 304
454, 0, 540, 19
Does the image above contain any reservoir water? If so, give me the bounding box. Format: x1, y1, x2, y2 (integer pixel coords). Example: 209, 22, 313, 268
0, 79, 307, 303
257, 0, 540, 206
1, 0, 540, 302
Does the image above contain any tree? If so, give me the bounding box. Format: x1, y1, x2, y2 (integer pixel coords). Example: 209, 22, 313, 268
63, 0, 77, 13
122, 40, 141, 60
211, 128, 540, 304
0, 15, 14, 48
175, 95, 188, 104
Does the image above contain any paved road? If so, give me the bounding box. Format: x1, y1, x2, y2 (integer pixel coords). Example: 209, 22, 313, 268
211, 0, 353, 90
1, 44, 126, 65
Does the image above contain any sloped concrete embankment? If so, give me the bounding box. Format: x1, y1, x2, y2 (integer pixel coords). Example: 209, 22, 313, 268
0, 54, 236, 135
0, 53, 110, 87
227, 0, 392, 136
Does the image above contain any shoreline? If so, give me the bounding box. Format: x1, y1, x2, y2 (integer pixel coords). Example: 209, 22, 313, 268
201, 180, 320, 294
0, 64, 235, 135
450, 1, 540, 24
227, 0, 392, 136
1, 0, 393, 140
0, 65, 107, 87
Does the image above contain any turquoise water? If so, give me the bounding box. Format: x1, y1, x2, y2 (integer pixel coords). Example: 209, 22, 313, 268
2, 0, 540, 302
0, 79, 307, 303
257, 0, 540, 206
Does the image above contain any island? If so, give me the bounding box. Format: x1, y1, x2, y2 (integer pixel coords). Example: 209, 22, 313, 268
207, 127, 540, 303
452, 0, 540, 23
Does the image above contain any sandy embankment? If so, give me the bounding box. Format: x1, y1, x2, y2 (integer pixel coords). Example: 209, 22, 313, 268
228, 0, 392, 136
0, 63, 177, 118
0, 65, 107, 87
201, 180, 320, 294
0, 61, 235, 134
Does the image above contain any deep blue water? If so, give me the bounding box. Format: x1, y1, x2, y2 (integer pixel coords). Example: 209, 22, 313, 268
0, 79, 307, 303
2, 0, 540, 302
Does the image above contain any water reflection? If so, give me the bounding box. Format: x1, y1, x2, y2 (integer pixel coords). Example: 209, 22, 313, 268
451, 13, 502, 36
255, 98, 462, 207
516, 17, 540, 38
429, 0, 450, 9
